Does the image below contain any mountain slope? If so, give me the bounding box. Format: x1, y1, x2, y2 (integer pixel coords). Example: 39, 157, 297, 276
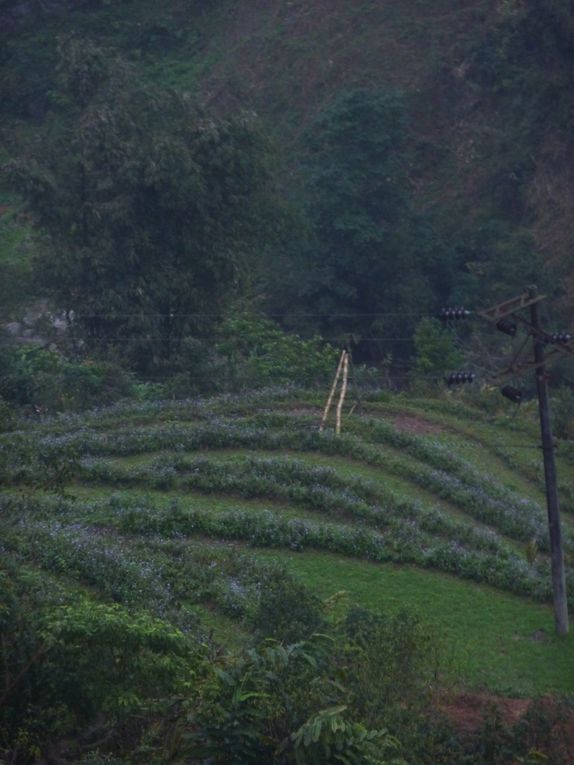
2, 0, 574, 320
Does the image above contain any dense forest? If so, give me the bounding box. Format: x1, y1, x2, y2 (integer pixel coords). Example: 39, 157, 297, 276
1, 0, 573, 407
1, 2, 574, 764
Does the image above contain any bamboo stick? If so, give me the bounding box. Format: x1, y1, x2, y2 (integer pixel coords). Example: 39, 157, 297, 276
336, 352, 349, 435
320, 349, 346, 432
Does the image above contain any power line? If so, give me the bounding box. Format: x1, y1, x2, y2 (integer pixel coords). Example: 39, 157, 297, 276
60, 335, 417, 342
56, 311, 433, 319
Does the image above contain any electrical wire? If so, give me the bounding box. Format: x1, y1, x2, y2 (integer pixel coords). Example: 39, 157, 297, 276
56, 330, 420, 343
62, 311, 433, 318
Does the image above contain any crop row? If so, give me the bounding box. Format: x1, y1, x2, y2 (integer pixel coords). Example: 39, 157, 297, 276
407, 414, 573, 511
11, 383, 572, 507
2, 518, 184, 622
3, 418, 557, 549
242, 415, 558, 548
6, 386, 307, 437
81, 454, 517, 558
35, 417, 552, 549
214, 412, 556, 545
1, 505, 302, 629
0, 491, 561, 605
350, 401, 574, 511
250, 408, 574, 520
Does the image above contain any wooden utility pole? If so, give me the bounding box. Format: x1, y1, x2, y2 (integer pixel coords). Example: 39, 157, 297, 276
528, 286, 569, 635
475, 287, 571, 635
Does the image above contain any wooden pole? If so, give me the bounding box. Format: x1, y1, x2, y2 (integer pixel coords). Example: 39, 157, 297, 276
529, 285, 569, 635
336, 352, 349, 436
320, 350, 346, 432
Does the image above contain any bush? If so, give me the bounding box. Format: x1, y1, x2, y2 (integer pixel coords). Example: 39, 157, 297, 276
217, 314, 340, 389
0, 563, 199, 764
412, 318, 463, 386
252, 565, 325, 643
0, 345, 133, 412
152, 634, 403, 765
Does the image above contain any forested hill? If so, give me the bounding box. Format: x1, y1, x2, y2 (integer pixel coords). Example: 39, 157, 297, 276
3, 7, 574, 762
1, 0, 574, 371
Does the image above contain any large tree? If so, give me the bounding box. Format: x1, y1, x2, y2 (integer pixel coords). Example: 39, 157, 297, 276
287, 89, 454, 362
7, 36, 278, 372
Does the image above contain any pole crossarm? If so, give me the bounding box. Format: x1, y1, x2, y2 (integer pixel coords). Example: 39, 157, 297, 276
511, 314, 574, 359
478, 291, 574, 381
493, 347, 565, 379
476, 291, 546, 322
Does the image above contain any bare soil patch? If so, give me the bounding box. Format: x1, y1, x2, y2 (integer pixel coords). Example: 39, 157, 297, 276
441, 693, 530, 734
390, 414, 444, 435
441, 694, 574, 761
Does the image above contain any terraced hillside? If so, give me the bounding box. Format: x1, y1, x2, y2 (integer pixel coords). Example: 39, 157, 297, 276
2, 388, 574, 695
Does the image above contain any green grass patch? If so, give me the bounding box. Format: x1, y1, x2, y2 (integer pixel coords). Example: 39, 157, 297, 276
70, 484, 325, 524
191, 602, 250, 649
256, 549, 574, 696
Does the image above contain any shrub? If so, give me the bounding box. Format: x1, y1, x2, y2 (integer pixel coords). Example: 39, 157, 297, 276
412, 318, 463, 386
0, 563, 199, 764
0, 345, 133, 412
251, 566, 325, 643
154, 635, 403, 765
216, 314, 340, 389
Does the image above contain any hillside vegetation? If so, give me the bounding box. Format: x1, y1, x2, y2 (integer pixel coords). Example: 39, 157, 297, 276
2, 4, 574, 762
1, 0, 574, 370
2, 387, 574, 761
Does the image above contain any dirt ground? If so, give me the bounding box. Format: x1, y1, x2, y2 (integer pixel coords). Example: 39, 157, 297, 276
390, 413, 444, 435
441, 693, 531, 733
441, 692, 574, 759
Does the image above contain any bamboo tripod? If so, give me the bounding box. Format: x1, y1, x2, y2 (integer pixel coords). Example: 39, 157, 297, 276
319, 349, 349, 435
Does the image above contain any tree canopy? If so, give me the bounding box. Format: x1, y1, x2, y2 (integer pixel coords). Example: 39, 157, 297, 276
7, 36, 280, 372
284, 88, 455, 362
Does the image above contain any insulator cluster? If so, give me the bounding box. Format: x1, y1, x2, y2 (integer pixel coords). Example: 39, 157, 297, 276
439, 307, 470, 321
550, 331, 572, 344
446, 371, 475, 385
496, 318, 517, 337
501, 385, 523, 404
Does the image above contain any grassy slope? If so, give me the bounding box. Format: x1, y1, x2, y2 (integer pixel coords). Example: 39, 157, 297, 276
2, 388, 573, 696
262, 551, 572, 695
